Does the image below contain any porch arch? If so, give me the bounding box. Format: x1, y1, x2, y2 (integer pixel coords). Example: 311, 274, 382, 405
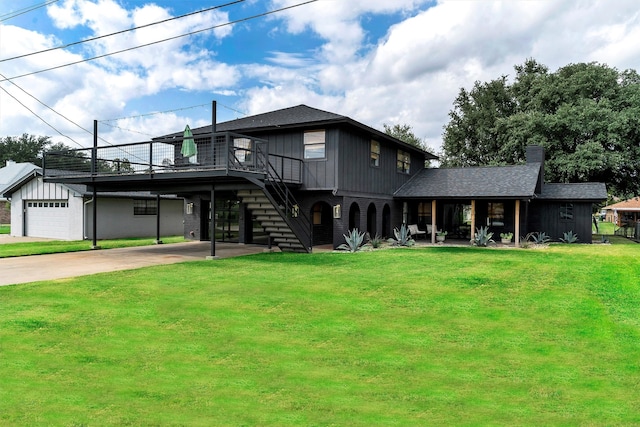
311, 201, 333, 245
367, 203, 377, 237
348, 202, 361, 231
382, 204, 391, 238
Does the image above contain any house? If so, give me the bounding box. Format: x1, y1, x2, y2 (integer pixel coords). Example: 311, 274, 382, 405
3, 168, 184, 240
395, 145, 607, 244
41, 104, 606, 250
602, 197, 640, 239
603, 197, 640, 226
0, 161, 40, 224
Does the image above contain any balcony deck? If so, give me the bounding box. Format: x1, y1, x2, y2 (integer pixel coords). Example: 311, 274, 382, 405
43, 132, 303, 193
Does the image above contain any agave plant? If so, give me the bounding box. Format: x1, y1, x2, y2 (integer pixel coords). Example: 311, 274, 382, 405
560, 230, 579, 243
337, 228, 366, 252
390, 224, 415, 247
472, 226, 494, 247
369, 233, 384, 248
529, 231, 551, 244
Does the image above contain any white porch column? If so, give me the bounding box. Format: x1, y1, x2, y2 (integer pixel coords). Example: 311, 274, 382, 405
515, 199, 521, 246
431, 199, 437, 244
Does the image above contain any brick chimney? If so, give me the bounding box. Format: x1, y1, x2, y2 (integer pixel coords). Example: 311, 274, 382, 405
526, 145, 545, 194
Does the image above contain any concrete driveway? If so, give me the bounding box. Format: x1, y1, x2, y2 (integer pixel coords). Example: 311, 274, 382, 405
0, 241, 270, 286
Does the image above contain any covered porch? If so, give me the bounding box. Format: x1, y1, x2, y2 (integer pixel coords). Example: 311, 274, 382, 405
402, 198, 525, 245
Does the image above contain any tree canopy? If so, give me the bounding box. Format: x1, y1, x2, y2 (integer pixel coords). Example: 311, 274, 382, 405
384, 123, 425, 149
441, 59, 640, 198
0, 134, 51, 167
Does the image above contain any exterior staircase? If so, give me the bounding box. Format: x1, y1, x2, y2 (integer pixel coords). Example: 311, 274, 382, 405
237, 188, 311, 253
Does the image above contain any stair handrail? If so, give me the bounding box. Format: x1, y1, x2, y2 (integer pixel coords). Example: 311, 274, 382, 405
255, 142, 312, 252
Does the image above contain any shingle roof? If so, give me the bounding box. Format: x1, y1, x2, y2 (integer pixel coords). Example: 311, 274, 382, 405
160, 104, 436, 158
538, 183, 607, 201
394, 163, 542, 199
0, 162, 39, 200
212, 104, 346, 133
604, 196, 640, 211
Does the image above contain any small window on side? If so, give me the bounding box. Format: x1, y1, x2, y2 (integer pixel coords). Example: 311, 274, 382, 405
397, 150, 411, 174
371, 140, 380, 167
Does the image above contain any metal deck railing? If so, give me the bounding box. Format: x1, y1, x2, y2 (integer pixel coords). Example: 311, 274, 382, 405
42, 131, 303, 184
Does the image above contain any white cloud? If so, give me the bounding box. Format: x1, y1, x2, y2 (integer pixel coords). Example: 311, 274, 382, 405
243, 0, 640, 150
3, 0, 640, 154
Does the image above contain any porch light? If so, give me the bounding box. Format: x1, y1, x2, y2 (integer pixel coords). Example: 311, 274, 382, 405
333, 204, 341, 219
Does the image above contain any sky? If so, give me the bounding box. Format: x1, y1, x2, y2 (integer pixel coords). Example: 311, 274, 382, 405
1, 0, 639, 154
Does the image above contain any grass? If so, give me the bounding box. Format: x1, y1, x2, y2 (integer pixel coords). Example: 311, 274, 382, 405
0, 236, 187, 258
0, 224, 9, 234
1, 243, 640, 425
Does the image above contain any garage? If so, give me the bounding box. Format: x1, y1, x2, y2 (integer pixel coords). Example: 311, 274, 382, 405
24, 200, 71, 239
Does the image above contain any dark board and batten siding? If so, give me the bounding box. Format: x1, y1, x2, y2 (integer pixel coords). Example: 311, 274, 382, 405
253, 129, 338, 191
528, 201, 594, 243
338, 128, 423, 196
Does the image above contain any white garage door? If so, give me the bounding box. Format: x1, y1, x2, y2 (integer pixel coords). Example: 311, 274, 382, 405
25, 200, 70, 239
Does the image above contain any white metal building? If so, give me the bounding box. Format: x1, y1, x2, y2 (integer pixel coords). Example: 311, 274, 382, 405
4, 171, 183, 240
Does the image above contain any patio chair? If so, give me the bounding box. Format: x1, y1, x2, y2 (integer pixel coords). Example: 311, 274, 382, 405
408, 224, 427, 240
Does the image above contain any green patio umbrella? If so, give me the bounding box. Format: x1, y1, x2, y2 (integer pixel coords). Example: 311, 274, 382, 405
181, 124, 197, 160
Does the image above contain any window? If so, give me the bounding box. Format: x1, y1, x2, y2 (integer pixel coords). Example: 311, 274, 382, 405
560, 203, 574, 220
304, 130, 325, 159
134, 199, 157, 215
312, 203, 324, 225
397, 150, 411, 174
488, 202, 505, 226
233, 138, 252, 163
27, 200, 68, 208
370, 140, 380, 167
418, 202, 432, 225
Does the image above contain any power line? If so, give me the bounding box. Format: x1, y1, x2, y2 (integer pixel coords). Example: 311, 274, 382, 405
0, 0, 60, 22
0, 83, 82, 148
0, 0, 320, 83
0, 0, 244, 63
0, 71, 147, 163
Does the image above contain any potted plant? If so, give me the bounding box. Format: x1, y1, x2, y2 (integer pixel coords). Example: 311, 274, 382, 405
500, 232, 513, 244
436, 230, 447, 242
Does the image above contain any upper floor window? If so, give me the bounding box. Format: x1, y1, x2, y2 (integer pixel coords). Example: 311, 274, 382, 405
397, 149, 410, 174
371, 140, 380, 167
304, 130, 325, 159
560, 203, 574, 221
134, 199, 157, 215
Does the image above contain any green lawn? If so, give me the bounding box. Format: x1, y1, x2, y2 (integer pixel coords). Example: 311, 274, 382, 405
0, 236, 187, 258
0, 224, 9, 234
1, 244, 640, 425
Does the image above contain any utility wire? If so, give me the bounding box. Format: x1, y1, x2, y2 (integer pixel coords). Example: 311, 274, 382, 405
0, 83, 82, 147
1, 71, 147, 163
0, 0, 60, 22
0, 0, 244, 63
0, 0, 320, 83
